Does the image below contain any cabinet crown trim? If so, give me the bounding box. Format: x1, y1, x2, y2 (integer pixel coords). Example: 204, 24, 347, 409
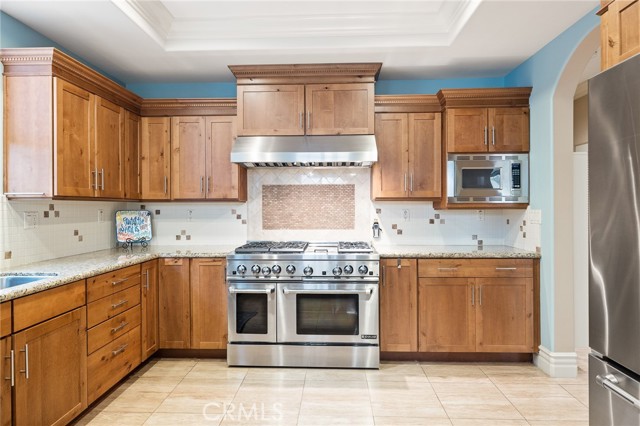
140, 98, 237, 116
229, 63, 382, 84
374, 94, 441, 113
437, 87, 532, 108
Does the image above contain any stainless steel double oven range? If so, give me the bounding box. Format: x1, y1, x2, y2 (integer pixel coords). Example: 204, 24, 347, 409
226, 241, 380, 369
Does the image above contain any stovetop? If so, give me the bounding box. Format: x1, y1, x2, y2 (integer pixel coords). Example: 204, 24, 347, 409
234, 241, 373, 254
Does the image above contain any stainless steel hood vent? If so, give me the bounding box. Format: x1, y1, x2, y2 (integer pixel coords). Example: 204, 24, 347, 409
230, 135, 378, 167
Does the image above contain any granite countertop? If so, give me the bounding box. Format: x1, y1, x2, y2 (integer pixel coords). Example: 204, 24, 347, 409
0, 245, 236, 302
373, 244, 540, 259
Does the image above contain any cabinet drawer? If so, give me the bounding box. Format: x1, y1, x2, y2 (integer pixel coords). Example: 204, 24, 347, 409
87, 305, 141, 354
418, 259, 533, 278
13, 280, 86, 332
87, 325, 141, 404
87, 284, 141, 328
163, 258, 185, 266
0, 302, 11, 338
87, 265, 141, 303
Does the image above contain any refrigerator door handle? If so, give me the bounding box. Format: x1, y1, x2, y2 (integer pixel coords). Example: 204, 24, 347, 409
596, 374, 640, 410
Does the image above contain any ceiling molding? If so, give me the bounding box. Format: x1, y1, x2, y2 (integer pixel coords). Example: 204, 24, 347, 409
111, 0, 173, 48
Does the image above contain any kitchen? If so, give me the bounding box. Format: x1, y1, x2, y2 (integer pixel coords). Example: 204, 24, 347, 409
0, 1, 636, 425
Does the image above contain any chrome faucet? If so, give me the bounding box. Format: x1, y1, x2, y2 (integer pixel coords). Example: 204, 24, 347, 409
372, 219, 381, 238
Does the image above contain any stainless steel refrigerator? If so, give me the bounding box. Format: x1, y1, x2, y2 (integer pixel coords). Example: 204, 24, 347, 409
589, 52, 640, 425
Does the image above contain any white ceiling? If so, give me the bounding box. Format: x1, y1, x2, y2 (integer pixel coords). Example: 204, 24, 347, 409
0, 0, 599, 84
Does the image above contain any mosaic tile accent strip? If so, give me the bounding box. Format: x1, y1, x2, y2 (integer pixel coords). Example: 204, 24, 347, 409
262, 184, 355, 230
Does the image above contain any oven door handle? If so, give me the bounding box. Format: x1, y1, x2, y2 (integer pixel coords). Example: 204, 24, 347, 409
228, 286, 275, 295
282, 287, 374, 296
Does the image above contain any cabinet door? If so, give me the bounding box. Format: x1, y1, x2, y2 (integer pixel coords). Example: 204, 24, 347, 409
124, 111, 141, 199
609, 0, 640, 65
141, 117, 171, 200
159, 258, 191, 349
95, 97, 125, 198
206, 116, 247, 201
305, 83, 374, 135
13, 307, 87, 426
54, 78, 95, 197
446, 108, 488, 153
171, 116, 206, 199
237, 85, 305, 136
418, 278, 476, 352
1, 337, 10, 426
408, 113, 441, 198
476, 277, 534, 352
379, 258, 418, 352
141, 260, 159, 361
371, 114, 409, 199
489, 108, 529, 152
190, 258, 227, 349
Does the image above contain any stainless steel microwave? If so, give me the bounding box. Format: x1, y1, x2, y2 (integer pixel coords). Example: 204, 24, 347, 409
446, 153, 529, 204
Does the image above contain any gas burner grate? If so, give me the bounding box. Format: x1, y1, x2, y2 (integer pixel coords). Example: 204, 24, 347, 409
338, 241, 373, 253
269, 241, 309, 253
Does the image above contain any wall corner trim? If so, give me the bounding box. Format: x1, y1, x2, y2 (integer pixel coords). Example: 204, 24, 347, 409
533, 345, 578, 378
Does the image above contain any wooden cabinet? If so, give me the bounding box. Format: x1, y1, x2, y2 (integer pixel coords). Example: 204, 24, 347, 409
1, 337, 11, 426
417, 259, 535, 353
94, 96, 125, 198
141, 260, 159, 361
445, 107, 529, 153
372, 113, 441, 200
141, 117, 171, 200
124, 111, 141, 199
237, 85, 305, 136
171, 116, 247, 201
190, 258, 227, 349
599, 0, 640, 70
159, 258, 191, 348
13, 307, 87, 426
379, 258, 418, 352
305, 83, 374, 135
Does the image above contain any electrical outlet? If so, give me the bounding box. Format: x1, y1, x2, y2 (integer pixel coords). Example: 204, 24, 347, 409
23, 211, 37, 229
529, 209, 542, 224
402, 209, 410, 222
97, 209, 104, 222
187, 210, 193, 222
477, 210, 485, 221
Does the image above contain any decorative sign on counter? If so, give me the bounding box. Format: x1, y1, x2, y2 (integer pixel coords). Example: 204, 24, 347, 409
115, 210, 152, 248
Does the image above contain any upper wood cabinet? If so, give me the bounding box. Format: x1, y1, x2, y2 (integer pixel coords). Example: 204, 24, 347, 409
171, 116, 247, 201
230, 63, 381, 136
124, 111, 141, 199
141, 117, 171, 200
371, 112, 441, 200
1, 48, 142, 199
599, 0, 640, 70
379, 258, 418, 352
438, 88, 531, 154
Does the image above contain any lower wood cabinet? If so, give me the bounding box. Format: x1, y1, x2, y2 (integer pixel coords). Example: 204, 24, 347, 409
190, 258, 227, 349
159, 258, 191, 348
379, 258, 418, 352
141, 259, 159, 360
1, 336, 11, 426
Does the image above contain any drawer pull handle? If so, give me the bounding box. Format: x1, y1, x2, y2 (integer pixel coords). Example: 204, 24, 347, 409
111, 321, 129, 334
438, 267, 458, 271
495, 267, 517, 271
111, 300, 128, 309
111, 278, 129, 286
112, 344, 128, 357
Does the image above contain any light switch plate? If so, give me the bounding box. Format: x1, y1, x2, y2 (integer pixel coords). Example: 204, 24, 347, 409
529, 209, 542, 224
23, 211, 37, 229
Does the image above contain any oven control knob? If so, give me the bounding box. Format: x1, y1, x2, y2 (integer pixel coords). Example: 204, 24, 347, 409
261, 266, 271, 275
303, 266, 313, 276
358, 265, 369, 275
237, 265, 247, 274
286, 265, 296, 274
332, 267, 343, 276
272, 265, 282, 275
343, 265, 354, 275
251, 264, 261, 274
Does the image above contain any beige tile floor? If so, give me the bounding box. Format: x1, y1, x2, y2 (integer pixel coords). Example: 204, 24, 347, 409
73, 358, 589, 426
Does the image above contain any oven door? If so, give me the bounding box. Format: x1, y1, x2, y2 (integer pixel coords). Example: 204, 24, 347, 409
227, 282, 277, 343
276, 282, 379, 345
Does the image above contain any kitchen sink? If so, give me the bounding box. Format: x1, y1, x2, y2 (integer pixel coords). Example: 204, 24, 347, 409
0, 274, 58, 289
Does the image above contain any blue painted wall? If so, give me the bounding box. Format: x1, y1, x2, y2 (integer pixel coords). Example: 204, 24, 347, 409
376, 77, 505, 95
505, 8, 599, 351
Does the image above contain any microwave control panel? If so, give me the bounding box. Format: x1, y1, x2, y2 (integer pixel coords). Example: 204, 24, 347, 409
511, 162, 521, 190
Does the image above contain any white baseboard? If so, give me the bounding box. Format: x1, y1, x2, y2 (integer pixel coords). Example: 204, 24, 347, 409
533, 345, 578, 377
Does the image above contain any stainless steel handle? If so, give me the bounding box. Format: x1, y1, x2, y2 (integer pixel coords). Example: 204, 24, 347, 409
228, 286, 275, 295
283, 287, 374, 296
3, 192, 47, 196
484, 126, 488, 145
410, 174, 414, 192
111, 321, 129, 334
4, 350, 14, 387
479, 286, 483, 306
164, 176, 168, 194
597, 374, 640, 410
111, 277, 129, 287
382, 265, 386, 287
471, 285, 475, 306
404, 173, 407, 192
299, 112, 303, 129
495, 267, 517, 271
101, 168, 105, 190
200, 176, 204, 194
492, 126, 496, 146
112, 344, 128, 357
143, 270, 149, 290
438, 267, 458, 271
307, 111, 311, 129
91, 169, 97, 189
206, 176, 210, 194
111, 299, 128, 309
19, 344, 29, 379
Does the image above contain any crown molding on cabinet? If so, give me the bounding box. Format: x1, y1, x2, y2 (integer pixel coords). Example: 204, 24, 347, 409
228, 63, 382, 85
140, 98, 237, 116
437, 87, 532, 108
374, 94, 441, 113
0, 47, 143, 114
